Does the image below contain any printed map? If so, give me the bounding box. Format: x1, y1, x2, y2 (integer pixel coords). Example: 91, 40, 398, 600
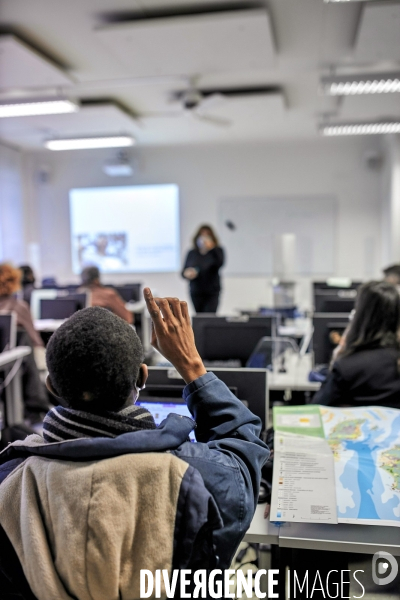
321, 406, 400, 526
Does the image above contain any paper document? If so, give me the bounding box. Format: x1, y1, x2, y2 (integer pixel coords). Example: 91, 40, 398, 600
272, 405, 400, 527
270, 433, 338, 524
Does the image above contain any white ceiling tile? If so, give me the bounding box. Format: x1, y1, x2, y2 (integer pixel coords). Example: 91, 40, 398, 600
340, 93, 400, 121
95, 9, 275, 78
0, 35, 72, 90
354, 4, 400, 62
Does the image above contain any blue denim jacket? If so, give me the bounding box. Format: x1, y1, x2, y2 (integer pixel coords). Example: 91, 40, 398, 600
0, 372, 270, 572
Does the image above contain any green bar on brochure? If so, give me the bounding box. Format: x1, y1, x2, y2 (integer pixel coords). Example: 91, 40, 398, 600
273, 404, 325, 438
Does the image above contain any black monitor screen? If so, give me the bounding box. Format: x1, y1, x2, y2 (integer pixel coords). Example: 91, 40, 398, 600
0, 315, 13, 352
144, 366, 267, 429
314, 283, 361, 313
108, 284, 141, 303
318, 299, 356, 313
193, 317, 273, 367
136, 397, 196, 441
40, 298, 83, 319
313, 314, 350, 365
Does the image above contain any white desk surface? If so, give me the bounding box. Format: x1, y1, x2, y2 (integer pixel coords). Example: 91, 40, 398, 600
278, 324, 309, 337
0, 346, 31, 367
278, 521, 400, 555
245, 506, 400, 555
34, 319, 65, 332
125, 300, 146, 312
268, 353, 320, 392
244, 503, 280, 545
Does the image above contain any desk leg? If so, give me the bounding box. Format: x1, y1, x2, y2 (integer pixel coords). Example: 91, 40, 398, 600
271, 545, 292, 599
4, 366, 24, 427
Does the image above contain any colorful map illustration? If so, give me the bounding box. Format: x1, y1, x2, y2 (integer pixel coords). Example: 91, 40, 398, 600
321, 406, 400, 526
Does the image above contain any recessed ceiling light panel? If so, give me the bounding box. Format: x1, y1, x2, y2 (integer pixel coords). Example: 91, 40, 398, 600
321, 122, 400, 135
0, 97, 78, 118
45, 135, 135, 150
320, 72, 400, 96
324, 0, 376, 3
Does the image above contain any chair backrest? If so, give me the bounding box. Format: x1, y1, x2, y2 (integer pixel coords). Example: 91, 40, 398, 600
0, 312, 17, 353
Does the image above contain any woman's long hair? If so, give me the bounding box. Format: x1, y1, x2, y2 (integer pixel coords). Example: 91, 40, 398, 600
0, 263, 21, 297
338, 281, 400, 359
192, 224, 219, 248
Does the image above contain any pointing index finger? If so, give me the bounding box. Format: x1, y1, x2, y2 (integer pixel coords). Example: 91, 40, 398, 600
144, 288, 164, 325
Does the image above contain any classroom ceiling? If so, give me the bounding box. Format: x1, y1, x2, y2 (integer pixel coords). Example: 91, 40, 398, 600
0, 0, 399, 149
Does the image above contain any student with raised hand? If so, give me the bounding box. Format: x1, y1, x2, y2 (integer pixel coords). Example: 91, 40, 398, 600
312, 281, 400, 409
0, 288, 269, 599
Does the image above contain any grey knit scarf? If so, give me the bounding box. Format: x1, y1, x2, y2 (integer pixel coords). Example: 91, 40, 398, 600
43, 403, 156, 443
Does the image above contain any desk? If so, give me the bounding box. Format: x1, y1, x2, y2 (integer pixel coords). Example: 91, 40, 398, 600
268, 353, 320, 392
35, 303, 151, 351
244, 504, 280, 545
0, 347, 32, 426
279, 521, 400, 556
245, 509, 400, 556
34, 319, 64, 332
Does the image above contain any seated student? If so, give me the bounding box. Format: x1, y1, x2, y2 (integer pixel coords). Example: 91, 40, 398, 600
0, 263, 49, 423
79, 265, 134, 324
19, 265, 36, 305
0, 263, 43, 349
383, 263, 400, 286
0, 289, 269, 599
312, 281, 400, 408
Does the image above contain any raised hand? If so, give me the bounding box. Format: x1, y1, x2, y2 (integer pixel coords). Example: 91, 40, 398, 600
143, 287, 207, 384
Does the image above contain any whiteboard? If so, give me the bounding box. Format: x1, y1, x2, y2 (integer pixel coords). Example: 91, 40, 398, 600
218, 196, 337, 276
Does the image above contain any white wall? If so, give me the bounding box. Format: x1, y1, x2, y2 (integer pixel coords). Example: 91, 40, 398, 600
381, 134, 400, 266
0, 143, 26, 264
22, 137, 384, 312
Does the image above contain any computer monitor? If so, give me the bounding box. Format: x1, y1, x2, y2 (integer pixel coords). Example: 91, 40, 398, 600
192, 316, 275, 367
0, 312, 17, 352
56, 284, 81, 293
138, 366, 268, 431
40, 294, 87, 319
108, 284, 142, 303
135, 396, 196, 441
313, 281, 361, 313
312, 313, 351, 365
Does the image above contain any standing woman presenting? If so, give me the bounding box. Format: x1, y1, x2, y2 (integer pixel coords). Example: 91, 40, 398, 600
182, 224, 225, 313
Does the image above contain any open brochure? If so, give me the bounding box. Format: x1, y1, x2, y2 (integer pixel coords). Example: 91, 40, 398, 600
271, 404, 400, 526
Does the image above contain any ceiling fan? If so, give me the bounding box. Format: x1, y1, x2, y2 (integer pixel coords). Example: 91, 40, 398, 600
141, 77, 281, 128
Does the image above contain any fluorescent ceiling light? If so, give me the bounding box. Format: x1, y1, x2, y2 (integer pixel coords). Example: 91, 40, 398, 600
0, 98, 78, 118
321, 122, 400, 136
320, 72, 400, 96
324, 0, 374, 3
45, 135, 135, 150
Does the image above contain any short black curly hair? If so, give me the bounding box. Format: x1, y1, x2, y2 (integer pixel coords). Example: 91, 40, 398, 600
46, 306, 143, 412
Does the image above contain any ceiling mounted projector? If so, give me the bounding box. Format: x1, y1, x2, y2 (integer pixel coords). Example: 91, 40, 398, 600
103, 150, 134, 177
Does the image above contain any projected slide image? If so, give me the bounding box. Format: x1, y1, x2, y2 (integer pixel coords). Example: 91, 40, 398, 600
70, 185, 180, 274
76, 233, 128, 271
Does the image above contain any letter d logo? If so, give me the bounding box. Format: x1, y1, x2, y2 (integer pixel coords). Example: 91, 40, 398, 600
372, 551, 398, 586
